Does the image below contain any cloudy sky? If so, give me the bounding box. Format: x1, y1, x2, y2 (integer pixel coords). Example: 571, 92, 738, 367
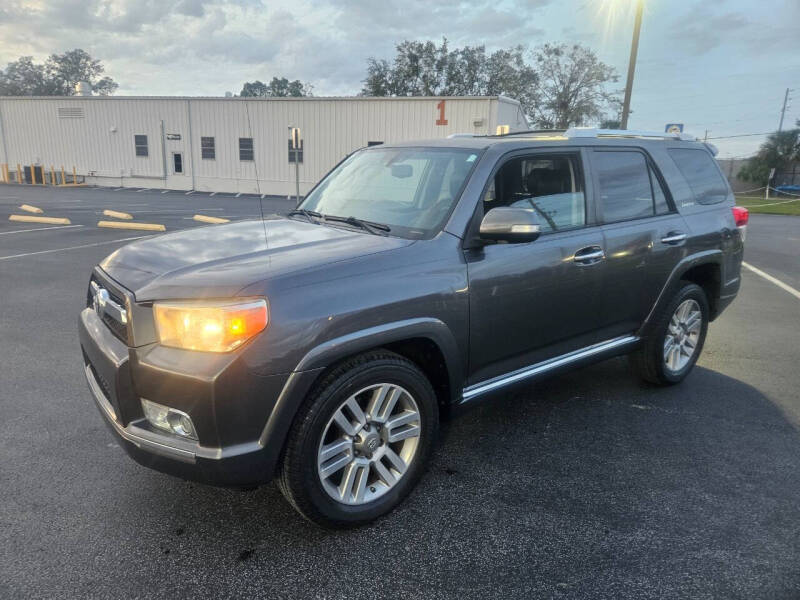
1, 0, 798, 158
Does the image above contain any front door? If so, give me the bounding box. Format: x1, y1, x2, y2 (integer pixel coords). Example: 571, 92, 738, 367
466, 150, 605, 385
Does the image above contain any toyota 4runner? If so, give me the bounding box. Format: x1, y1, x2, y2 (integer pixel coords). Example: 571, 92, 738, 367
79, 128, 747, 527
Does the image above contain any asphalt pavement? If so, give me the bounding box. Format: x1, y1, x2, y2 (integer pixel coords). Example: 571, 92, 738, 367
1, 185, 798, 599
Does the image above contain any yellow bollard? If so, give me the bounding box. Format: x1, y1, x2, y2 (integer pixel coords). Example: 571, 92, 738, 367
50, 165, 55, 185
17, 164, 22, 184
61, 166, 66, 186
72, 166, 77, 185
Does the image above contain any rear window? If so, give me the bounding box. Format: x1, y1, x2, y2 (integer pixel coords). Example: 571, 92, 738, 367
669, 148, 729, 206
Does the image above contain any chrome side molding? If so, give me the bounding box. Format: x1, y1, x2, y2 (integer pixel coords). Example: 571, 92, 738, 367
461, 335, 639, 402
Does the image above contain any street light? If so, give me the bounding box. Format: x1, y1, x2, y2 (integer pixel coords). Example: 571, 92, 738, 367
620, 0, 644, 130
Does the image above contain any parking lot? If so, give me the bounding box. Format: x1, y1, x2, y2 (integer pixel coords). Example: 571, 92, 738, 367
1, 184, 799, 599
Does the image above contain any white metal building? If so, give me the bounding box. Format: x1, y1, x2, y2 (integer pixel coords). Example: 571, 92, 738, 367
0, 95, 527, 195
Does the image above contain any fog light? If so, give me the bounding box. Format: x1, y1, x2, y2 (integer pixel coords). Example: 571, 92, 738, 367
141, 398, 197, 440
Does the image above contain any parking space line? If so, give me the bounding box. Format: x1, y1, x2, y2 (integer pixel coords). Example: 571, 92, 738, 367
185, 191, 194, 195
0, 235, 151, 261
0, 224, 84, 236
742, 261, 800, 301
136, 188, 150, 193
161, 190, 169, 194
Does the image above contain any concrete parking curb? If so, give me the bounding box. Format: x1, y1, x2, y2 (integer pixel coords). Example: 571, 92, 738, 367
20, 204, 44, 214
103, 209, 134, 220
97, 220, 166, 232
193, 214, 230, 224
9, 214, 71, 225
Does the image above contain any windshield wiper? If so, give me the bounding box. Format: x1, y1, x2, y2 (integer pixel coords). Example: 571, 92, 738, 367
286, 208, 322, 223
322, 214, 391, 235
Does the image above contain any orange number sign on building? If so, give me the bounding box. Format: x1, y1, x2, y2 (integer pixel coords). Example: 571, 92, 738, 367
436, 100, 448, 126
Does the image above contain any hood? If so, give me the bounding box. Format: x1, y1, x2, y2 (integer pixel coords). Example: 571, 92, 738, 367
99, 217, 413, 301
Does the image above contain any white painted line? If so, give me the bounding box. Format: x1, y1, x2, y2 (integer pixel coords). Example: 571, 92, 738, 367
161, 190, 169, 194
0, 235, 151, 261
0, 224, 84, 236
235, 193, 242, 197
185, 190, 194, 195
136, 188, 150, 193
742, 261, 800, 301
210, 192, 217, 197
113, 188, 125, 191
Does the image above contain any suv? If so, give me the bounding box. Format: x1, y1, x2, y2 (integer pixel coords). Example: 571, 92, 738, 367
79, 128, 747, 527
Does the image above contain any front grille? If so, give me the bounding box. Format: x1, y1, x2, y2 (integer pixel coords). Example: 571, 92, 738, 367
87, 275, 131, 344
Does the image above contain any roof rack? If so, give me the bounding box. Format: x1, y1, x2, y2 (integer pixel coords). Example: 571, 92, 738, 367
564, 127, 697, 141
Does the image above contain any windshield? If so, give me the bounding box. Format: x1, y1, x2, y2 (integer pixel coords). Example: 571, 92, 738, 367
298, 147, 479, 238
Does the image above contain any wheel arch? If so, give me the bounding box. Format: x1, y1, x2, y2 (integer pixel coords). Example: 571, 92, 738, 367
258, 318, 463, 475
639, 250, 723, 338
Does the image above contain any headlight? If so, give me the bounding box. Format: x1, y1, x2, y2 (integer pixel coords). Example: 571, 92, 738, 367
153, 298, 268, 352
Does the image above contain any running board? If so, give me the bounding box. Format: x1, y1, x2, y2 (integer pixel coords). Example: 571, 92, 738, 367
461, 335, 639, 403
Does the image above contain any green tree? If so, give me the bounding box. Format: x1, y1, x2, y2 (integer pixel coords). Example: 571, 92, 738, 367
531, 43, 621, 129
45, 49, 118, 95
239, 77, 311, 97
361, 38, 538, 119
0, 49, 118, 96
738, 122, 800, 185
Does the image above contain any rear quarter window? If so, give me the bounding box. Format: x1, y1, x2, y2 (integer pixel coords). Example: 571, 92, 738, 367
669, 148, 729, 206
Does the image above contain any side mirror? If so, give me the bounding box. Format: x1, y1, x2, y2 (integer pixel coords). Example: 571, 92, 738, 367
479, 207, 541, 243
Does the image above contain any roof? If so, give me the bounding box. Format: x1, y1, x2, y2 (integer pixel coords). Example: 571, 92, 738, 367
380, 128, 713, 153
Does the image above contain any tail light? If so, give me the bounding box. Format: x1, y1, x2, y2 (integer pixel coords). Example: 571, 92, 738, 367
732, 206, 749, 228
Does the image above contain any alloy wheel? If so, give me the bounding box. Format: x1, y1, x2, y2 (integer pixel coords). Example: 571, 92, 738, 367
316, 383, 421, 505
663, 298, 702, 372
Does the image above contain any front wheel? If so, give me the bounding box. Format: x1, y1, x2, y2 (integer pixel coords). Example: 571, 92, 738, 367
277, 351, 438, 528
631, 282, 709, 385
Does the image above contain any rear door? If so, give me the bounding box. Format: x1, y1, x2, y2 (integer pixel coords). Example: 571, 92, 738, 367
465, 148, 606, 384
589, 148, 687, 339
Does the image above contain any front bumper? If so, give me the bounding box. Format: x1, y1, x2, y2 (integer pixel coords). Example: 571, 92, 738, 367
78, 305, 317, 488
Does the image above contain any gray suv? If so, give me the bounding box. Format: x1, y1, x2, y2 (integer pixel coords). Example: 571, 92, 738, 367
79, 128, 747, 527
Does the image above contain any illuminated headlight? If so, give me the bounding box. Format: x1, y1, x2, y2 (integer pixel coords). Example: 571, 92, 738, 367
141, 398, 197, 440
153, 298, 268, 353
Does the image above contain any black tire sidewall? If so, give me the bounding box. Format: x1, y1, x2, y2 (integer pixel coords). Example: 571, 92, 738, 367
654, 283, 709, 384
289, 357, 437, 526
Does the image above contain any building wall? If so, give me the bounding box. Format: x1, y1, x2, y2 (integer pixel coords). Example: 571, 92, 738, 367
0, 96, 523, 195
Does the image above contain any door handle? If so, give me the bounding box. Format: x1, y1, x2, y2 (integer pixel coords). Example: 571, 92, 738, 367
572, 246, 605, 265
661, 231, 687, 245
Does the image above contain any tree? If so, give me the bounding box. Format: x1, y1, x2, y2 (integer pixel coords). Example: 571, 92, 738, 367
239, 77, 311, 97
530, 43, 620, 129
0, 49, 118, 96
361, 38, 538, 119
45, 49, 118, 95
738, 121, 800, 185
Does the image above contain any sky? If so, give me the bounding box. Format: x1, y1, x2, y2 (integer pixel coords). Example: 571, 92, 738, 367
1, 0, 798, 158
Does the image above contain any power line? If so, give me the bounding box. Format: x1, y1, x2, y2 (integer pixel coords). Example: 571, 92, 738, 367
706, 132, 772, 140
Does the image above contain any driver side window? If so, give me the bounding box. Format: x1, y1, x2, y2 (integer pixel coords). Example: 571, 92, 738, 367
483, 153, 586, 233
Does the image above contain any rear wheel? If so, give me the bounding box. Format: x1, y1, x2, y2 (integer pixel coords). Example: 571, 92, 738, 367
631, 282, 709, 385
277, 351, 438, 528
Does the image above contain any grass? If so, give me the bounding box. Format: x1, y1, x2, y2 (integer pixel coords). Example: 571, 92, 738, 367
734, 195, 800, 216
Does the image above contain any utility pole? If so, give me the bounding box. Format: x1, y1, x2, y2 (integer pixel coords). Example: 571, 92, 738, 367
620, 0, 644, 130
778, 87, 791, 132
703, 130, 709, 142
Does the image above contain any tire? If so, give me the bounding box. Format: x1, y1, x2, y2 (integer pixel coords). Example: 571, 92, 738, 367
277, 350, 438, 528
631, 281, 709, 385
